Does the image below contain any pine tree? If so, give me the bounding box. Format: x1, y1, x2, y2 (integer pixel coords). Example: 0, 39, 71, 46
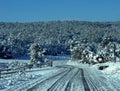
69, 39, 85, 61
29, 43, 45, 66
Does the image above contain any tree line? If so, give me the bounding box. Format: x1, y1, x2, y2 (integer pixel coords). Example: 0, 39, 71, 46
0, 21, 120, 58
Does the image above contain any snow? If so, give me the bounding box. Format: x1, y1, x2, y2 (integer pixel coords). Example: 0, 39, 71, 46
67, 59, 120, 80
92, 62, 120, 79
90, 62, 120, 90
67, 60, 120, 88
1, 56, 120, 90
0, 56, 68, 91
0, 67, 62, 91
66, 60, 90, 68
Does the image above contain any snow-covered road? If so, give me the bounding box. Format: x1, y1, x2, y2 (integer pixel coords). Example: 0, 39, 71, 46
14, 65, 119, 91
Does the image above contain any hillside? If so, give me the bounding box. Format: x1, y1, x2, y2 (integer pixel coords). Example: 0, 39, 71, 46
0, 21, 120, 58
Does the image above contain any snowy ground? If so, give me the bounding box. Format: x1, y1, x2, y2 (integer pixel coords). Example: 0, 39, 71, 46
0, 56, 69, 91
92, 62, 120, 80
0, 56, 120, 90
0, 67, 61, 90
67, 60, 120, 80
67, 60, 120, 78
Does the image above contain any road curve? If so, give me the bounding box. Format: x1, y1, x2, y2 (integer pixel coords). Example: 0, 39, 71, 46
22, 65, 119, 91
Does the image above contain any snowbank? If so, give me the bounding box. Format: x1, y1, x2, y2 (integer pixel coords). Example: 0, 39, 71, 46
67, 60, 120, 82
92, 62, 120, 81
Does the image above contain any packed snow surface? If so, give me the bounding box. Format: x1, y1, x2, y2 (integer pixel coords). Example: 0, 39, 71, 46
0, 56, 69, 91
0, 56, 120, 91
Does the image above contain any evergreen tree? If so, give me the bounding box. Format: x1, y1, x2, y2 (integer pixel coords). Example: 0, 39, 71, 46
29, 43, 45, 66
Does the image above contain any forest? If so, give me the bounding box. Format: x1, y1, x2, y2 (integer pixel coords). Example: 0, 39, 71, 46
0, 21, 120, 58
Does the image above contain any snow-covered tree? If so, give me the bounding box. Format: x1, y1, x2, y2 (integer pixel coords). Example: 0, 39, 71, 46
105, 42, 117, 62
69, 39, 86, 61
101, 37, 110, 48
29, 43, 45, 66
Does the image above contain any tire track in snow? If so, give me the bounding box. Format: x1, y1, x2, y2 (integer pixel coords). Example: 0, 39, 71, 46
84, 68, 114, 91
47, 68, 79, 91
84, 69, 102, 91
28, 67, 91, 91
27, 67, 73, 91
64, 68, 80, 91
80, 69, 91, 91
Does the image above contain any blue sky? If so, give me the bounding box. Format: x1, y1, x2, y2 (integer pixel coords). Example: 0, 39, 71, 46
0, 0, 120, 22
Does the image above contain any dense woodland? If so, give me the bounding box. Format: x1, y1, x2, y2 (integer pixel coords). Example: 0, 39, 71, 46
0, 21, 120, 58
